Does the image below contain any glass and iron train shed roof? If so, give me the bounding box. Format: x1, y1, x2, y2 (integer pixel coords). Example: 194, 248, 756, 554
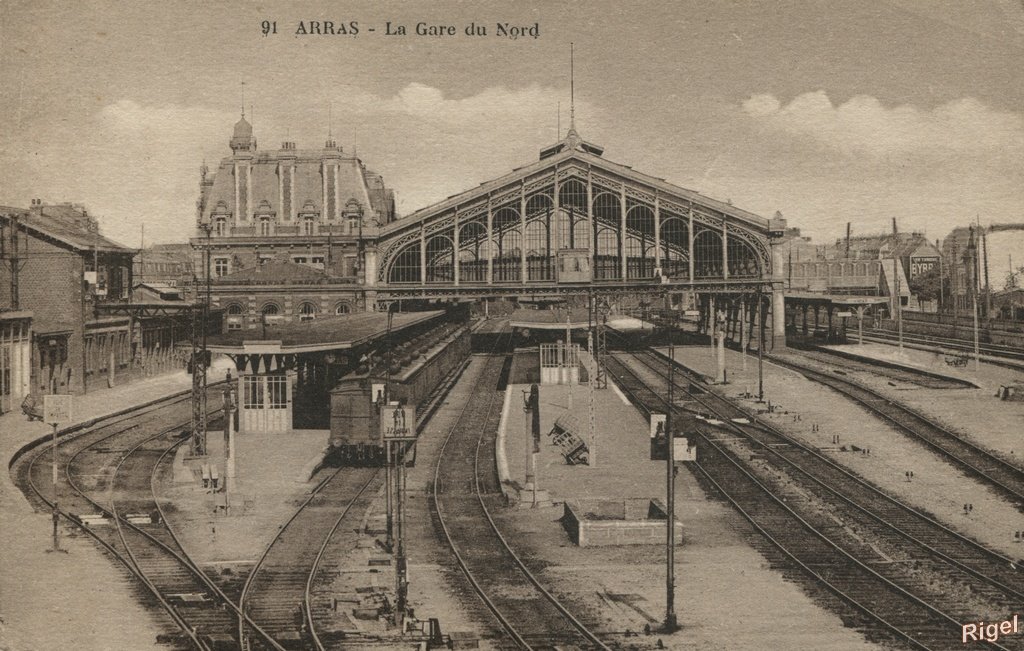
206, 310, 445, 354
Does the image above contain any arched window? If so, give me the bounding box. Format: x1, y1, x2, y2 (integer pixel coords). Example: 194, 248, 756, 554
302, 216, 316, 236
388, 246, 421, 283
226, 303, 244, 315
659, 216, 688, 279
425, 235, 454, 283
693, 229, 723, 279
334, 302, 352, 315
298, 302, 318, 321
214, 217, 227, 236
458, 221, 488, 283
261, 303, 280, 316
259, 217, 272, 236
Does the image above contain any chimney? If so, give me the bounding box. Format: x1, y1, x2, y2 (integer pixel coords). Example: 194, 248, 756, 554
892, 217, 898, 235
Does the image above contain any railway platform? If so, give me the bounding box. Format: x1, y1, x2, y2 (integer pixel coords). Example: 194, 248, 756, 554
828, 340, 1024, 378
819, 342, 983, 388
1, 369, 197, 651
660, 344, 1024, 558
155, 427, 330, 564
495, 376, 883, 649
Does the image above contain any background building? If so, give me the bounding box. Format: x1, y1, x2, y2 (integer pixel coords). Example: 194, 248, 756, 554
1, 202, 191, 398
0, 310, 32, 414
135, 242, 193, 287
780, 228, 941, 311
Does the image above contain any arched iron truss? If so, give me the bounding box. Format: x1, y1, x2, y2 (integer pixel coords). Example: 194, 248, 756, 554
378, 161, 771, 288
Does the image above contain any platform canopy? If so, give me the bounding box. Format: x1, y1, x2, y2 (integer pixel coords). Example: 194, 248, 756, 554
509, 307, 592, 330
207, 310, 444, 355
785, 292, 890, 308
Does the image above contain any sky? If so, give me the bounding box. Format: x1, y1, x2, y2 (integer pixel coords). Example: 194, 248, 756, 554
1, 0, 1022, 282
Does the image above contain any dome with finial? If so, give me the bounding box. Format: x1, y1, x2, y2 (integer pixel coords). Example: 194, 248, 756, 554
230, 112, 256, 152
233, 115, 252, 139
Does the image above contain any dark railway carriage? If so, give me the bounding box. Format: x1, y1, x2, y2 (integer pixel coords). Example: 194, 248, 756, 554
329, 324, 471, 464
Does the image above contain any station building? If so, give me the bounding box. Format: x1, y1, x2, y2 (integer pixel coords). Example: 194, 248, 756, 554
191, 114, 397, 329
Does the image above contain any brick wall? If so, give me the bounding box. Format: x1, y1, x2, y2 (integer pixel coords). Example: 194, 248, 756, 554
0, 234, 86, 393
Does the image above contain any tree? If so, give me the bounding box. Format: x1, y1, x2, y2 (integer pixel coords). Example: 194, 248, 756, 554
908, 265, 942, 302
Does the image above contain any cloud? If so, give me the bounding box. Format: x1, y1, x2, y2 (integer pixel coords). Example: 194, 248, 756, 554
741, 90, 1024, 161
2, 84, 586, 243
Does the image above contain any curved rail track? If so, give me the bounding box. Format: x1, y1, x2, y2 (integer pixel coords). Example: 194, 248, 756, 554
606, 348, 1024, 650
239, 340, 472, 650
431, 329, 611, 650
763, 353, 1024, 509
18, 389, 285, 651
239, 466, 380, 650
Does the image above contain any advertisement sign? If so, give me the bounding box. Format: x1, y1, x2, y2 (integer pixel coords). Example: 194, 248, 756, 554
43, 394, 73, 425
649, 413, 666, 439
380, 404, 417, 441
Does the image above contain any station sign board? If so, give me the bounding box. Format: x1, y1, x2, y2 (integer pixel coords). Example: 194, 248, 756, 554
43, 394, 73, 425
381, 404, 417, 441
649, 413, 666, 439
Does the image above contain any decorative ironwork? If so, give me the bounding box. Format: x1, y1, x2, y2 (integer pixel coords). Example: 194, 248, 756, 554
377, 153, 773, 289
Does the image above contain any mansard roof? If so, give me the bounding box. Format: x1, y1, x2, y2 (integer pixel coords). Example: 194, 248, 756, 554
199, 149, 392, 222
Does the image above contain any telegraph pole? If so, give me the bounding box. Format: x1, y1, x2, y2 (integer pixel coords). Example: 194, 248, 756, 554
383, 302, 395, 552
756, 288, 765, 402
894, 258, 904, 354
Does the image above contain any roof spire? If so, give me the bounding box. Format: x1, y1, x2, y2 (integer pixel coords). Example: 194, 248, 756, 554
241, 81, 246, 118
328, 101, 333, 138
569, 42, 576, 132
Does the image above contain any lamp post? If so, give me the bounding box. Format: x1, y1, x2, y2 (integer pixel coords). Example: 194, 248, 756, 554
190, 217, 212, 457
663, 305, 679, 633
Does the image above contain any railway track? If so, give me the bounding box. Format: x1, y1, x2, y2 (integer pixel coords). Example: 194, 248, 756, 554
786, 346, 976, 389
431, 330, 610, 650
239, 343, 472, 650
239, 466, 381, 650
763, 353, 1024, 509
18, 389, 284, 651
862, 328, 1024, 364
606, 349, 1024, 650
